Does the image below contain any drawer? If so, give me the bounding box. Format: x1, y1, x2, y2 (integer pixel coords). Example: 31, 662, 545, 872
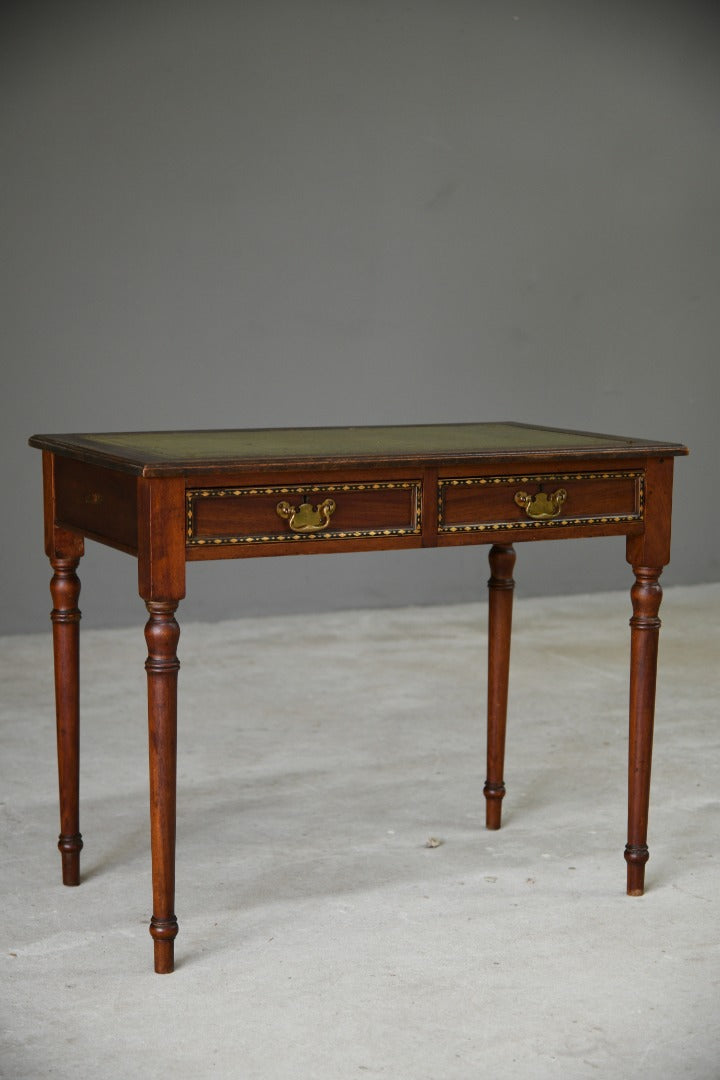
438, 470, 644, 535
54, 457, 138, 554
186, 479, 422, 547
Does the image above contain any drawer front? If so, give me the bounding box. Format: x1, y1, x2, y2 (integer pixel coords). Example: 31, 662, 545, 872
439, 470, 644, 535
54, 457, 138, 553
186, 480, 422, 547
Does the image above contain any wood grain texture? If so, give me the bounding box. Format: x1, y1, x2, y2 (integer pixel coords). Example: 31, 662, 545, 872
626, 457, 675, 569
625, 566, 664, 896
50, 554, 83, 886
144, 601, 180, 973
43, 452, 86, 887
136, 477, 186, 973
54, 457, 138, 554
623, 458, 674, 896
485, 545, 516, 830
137, 477, 186, 603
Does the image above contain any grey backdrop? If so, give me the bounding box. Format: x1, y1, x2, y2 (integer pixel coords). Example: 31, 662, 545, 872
3, 1, 717, 635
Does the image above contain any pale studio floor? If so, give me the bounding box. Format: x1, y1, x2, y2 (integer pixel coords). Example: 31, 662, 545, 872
1, 584, 718, 1080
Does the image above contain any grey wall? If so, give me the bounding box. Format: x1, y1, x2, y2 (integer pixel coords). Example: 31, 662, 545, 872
3, 1, 718, 635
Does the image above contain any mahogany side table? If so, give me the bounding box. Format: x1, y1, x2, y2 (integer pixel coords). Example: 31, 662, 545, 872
29, 423, 688, 973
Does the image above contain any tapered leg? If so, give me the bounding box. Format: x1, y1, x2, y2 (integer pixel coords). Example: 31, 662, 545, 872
145, 601, 180, 973
625, 566, 663, 896
484, 544, 516, 829
50, 555, 83, 886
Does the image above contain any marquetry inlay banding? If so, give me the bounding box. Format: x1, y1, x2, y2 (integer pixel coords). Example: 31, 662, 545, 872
438, 471, 644, 534
186, 481, 423, 546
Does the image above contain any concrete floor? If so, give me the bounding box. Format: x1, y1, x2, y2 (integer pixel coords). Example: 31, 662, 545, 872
1, 584, 718, 1079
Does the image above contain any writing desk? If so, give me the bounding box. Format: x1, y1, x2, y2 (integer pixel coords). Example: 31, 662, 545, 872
29, 422, 688, 973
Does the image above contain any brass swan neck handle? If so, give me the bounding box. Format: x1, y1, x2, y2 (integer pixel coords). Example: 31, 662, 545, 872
514, 488, 567, 520
276, 498, 337, 533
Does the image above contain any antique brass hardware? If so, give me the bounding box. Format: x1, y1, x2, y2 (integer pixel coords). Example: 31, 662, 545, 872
276, 497, 337, 533
514, 487, 567, 520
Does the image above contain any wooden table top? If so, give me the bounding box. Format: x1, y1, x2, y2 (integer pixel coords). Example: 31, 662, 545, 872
29, 422, 688, 477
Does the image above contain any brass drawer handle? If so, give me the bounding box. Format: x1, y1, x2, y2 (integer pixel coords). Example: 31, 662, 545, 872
514, 487, 567, 520
276, 498, 336, 533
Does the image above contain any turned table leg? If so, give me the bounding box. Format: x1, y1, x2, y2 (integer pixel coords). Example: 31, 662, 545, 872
145, 600, 181, 973
484, 544, 516, 830
137, 474, 186, 973
50, 553, 83, 886
625, 566, 663, 896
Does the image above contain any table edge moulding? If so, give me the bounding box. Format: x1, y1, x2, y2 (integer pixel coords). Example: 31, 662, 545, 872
28, 422, 689, 973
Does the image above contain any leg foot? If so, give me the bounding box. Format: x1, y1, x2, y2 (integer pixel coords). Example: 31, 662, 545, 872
150, 916, 178, 974
58, 833, 83, 886
483, 782, 506, 830
625, 844, 649, 896
485, 545, 515, 830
